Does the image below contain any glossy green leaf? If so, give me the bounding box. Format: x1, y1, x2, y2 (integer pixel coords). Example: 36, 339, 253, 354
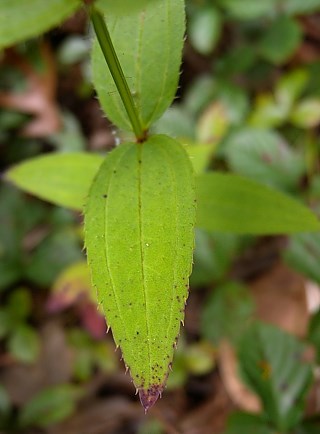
92, 0, 185, 131
0, 0, 81, 50
225, 412, 276, 434
84, 134, 195, 410
259, 16, 302, 64
238, 322, 313, 432
201, 282, 254, 345
5, 153, 103, 211
196, 173, 320, 234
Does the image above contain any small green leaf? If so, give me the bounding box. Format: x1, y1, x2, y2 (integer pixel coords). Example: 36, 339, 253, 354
5, 153, 103, 210
19, 384, 79, 428
0, 385, 10, 415
201, 282, 254, 345
189, 7, 222, 55
26, 229, 83, 287
220, 0, 277, 20
259, 16, 302, 65
9, 325, 40, 364
284, 233, 320, 284
7, 288, 32, 321
92, 0, 185, 131
238, 322, 313, 432
290, 98, 320, 128
191, 230, 246, 286
249, 93, 289, 128
225, 412, 276, 434
196, 173, 320, 234
84, 134, 195, 410
282, 0, 320, 15
222, 128, 304, 191
296, 421, 320, 434
0, 0, 81, 50
275, 69, 309, 110
308, 310, 320, 363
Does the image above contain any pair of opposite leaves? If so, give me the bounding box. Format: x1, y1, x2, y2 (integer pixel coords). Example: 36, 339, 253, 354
86, 0, 194, 410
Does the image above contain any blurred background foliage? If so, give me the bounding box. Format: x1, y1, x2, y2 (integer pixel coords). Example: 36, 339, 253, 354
1, 0, 320, 433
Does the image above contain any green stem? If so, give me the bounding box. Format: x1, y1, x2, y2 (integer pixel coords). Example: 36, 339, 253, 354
90, 7, 145, 141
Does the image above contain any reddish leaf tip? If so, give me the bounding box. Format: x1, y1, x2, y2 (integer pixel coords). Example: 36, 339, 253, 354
139, 385, 162, 412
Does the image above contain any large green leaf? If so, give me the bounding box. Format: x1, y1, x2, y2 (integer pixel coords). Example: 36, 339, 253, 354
238, 323, 313, 432
196, 173, 320, 233
7, 158, 320, 234
84, 134, 195, 410
96, 0, 160, 15
5, 153, 103, 211
92, 0, 185, 132
0, 0, 81, 50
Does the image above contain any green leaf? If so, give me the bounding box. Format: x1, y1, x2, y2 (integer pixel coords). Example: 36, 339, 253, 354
201, 282, 254, 345
308, 310, 320, 363
189, 7, 222, 55
249, 93, 289, 128
26, 229, 83, 287
19, 384, 79, 428
238, 322, 313, 432
7, 288, 32, 321
284, 233, 320, 284
225, 412, 276, 434
222, 128, 304, 191
152, 106, 196, 140
219, 0, 277, 20
8, 325, 40, 364
96, 0, 160, 15
275, 69, 309, 110
191, 230, 246, 286
5, 153, 103, 211
259, 16, 302, 64
196, 173, 320, 234
0, 0, 81, 50
282, 0, 320, 15
0, 385, 10, 415
290, 99, 320, 128
0, 183, 47, 290
296, 421, 320, 434
92, 0, 185, 131
84, 134, 195, 410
